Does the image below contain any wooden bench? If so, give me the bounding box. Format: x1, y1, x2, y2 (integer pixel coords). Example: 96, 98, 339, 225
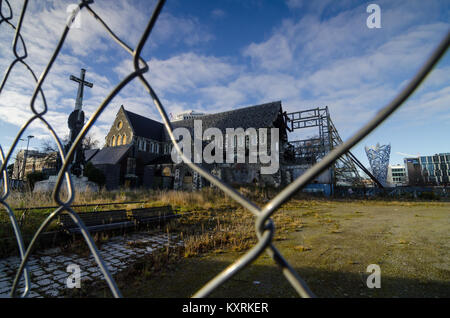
130, 206, 178, 225
58, 210, 135, 234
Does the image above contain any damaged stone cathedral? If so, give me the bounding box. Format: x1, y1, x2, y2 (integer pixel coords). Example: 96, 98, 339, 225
86, 101, 325, 191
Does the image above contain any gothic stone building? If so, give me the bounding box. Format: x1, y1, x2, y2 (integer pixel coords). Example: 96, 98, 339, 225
12, 149, 58, 180
88, 101, 294, 190
87, 105, 169, 189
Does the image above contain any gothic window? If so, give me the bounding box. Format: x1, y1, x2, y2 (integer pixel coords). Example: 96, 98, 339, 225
111, 135, 116, 147
162, 167, 171, 176
117, 120, 123, 130
123, 134, 127, 145
117, 135, 122, 146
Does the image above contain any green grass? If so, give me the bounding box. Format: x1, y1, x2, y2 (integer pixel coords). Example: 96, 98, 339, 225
85, 199, 450, 298
1, 188, 449, 298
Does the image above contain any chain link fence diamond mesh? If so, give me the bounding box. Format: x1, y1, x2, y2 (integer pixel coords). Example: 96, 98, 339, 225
0, 0, 448, 298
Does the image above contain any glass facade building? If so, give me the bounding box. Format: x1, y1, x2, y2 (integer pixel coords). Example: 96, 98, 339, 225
419, 153, 450, 185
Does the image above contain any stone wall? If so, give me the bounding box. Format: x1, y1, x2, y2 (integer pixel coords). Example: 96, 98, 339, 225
94, 163, 121, 190
104, 106, 133, 148
143, 166, 154, 188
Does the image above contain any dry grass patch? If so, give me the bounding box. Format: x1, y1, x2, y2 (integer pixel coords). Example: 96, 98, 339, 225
293, 245, 311, 252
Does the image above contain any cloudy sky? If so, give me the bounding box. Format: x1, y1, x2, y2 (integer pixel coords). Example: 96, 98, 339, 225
0, 0, 449, 169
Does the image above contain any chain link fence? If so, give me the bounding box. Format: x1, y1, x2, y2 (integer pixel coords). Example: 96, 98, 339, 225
0, 0, 448, 298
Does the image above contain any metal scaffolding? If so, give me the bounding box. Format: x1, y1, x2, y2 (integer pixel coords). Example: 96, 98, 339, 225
284, 106, 381, 187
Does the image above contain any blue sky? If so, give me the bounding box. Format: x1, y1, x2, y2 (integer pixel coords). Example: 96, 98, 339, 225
0, 0, 449, 170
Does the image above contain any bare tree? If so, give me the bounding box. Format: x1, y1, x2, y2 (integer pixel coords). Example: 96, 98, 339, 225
82, 133, 99, 150
40, 133, 99, 153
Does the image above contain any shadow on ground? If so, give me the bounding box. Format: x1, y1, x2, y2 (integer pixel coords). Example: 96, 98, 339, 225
120, 257, 450, 298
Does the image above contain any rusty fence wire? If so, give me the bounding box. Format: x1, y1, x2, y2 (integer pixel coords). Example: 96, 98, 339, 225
0, 0, 449, 298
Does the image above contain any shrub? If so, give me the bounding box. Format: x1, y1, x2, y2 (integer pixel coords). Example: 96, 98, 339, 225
84, 162, 106, 187
418, 191, 439, 201
26, 171, 46, 190
7, 163, 14, 178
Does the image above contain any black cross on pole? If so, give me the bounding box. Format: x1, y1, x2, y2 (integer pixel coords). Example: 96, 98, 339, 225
68, 68, 93, 177
70, 68, 93, 115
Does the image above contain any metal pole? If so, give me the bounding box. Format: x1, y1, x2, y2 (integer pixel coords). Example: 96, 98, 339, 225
21, 135, 34, 180
15, 138, 25, 179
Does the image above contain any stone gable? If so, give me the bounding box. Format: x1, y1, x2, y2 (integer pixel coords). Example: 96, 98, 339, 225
105, 105, 134, 148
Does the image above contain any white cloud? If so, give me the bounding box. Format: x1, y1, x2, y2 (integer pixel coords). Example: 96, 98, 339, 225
285, 0, 304, 10
239, 1, 449, 140
0, 0, 216, 151
1, 0, 448, 161
244, 34, 293, 72
211, 9, 226, 19
151, 12, 214, 47
144, 53, 239, 94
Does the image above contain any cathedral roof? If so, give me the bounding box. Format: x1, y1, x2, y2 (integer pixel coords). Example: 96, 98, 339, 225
123, 108, 165, 142
88, 144, 132, 165
118, 101, 283, 143
166, 101, 283, 140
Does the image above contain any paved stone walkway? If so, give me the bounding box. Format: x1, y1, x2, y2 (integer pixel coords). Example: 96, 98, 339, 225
0, 232, 183, 298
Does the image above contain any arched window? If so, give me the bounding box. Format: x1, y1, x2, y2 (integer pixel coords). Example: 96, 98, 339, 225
111, 135, 116, 147
155, 143, 159, 153
162, 167, 171, 176
122, 134, 127, 145
117, 135, 122, 146
150, 143, 154, 153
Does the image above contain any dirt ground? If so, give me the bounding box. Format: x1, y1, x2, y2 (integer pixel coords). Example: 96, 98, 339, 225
120, 200, 450, 298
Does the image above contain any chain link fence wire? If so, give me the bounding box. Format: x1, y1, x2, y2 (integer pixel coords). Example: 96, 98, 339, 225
0, 0, 449, 298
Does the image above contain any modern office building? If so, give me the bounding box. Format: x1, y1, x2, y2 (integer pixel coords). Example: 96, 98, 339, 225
419, 153, 450, 185
171, 110, 205, 122
387, 164, 407, 187
404, 157, 424, 186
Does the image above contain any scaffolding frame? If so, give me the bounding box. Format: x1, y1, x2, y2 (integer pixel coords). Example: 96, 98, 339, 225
285, 106, 382, 187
